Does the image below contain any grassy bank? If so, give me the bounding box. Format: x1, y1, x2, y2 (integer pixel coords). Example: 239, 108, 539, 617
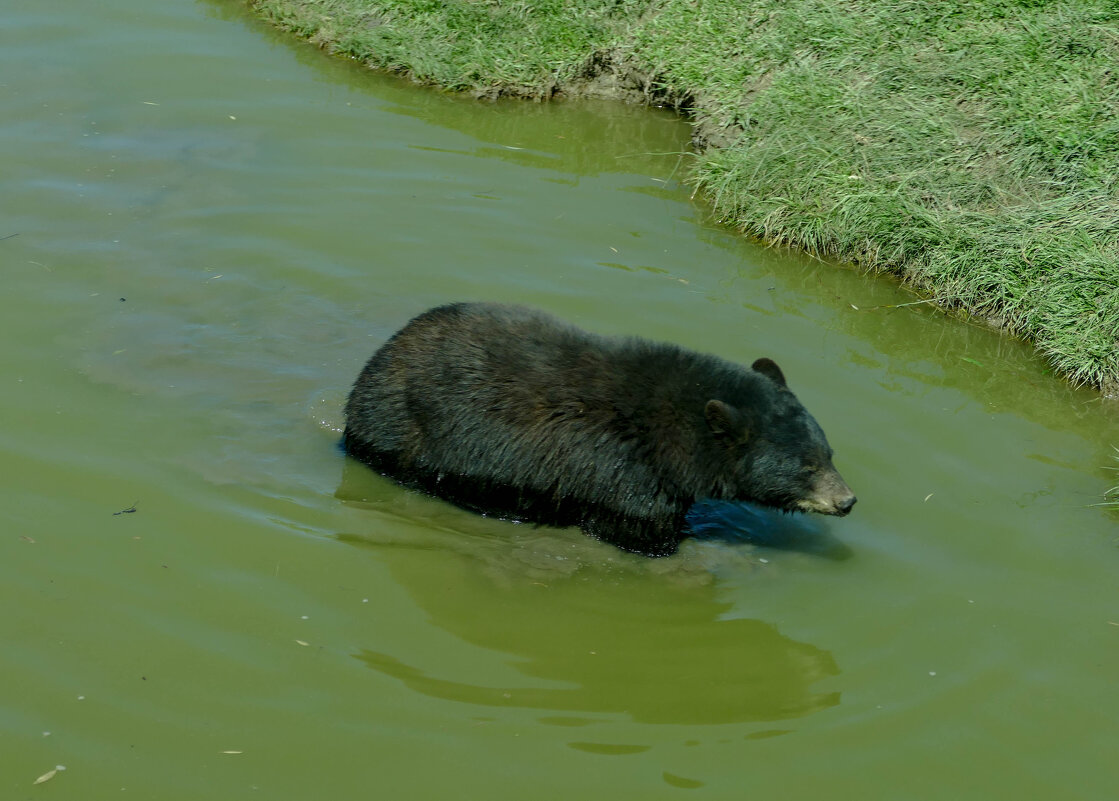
247, 0, 1119, 394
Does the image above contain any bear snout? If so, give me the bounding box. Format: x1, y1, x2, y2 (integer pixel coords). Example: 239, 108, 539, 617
833, 493, 857, 516
798, 471, 857, 517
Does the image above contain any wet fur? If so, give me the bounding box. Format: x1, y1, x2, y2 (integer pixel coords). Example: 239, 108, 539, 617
344, 303, 852, 556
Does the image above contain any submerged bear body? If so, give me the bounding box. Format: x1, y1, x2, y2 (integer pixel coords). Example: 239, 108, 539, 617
344, 302, 855, 556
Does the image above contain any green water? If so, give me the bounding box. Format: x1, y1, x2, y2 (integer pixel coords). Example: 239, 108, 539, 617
3, 1, 1118, 798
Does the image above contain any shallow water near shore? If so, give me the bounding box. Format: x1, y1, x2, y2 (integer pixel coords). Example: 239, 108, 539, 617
3, 0, 1118, 798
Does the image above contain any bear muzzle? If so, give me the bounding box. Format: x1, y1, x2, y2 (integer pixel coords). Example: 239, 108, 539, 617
798, 472, 857, 517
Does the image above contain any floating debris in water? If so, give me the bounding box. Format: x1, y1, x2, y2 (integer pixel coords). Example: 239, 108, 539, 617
33, 765, 66, 785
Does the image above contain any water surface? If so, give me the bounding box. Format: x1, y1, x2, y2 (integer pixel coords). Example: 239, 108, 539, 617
3, 1, 1118, 798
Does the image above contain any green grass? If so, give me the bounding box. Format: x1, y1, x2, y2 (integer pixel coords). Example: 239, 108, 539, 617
247, 0, 648, 94
247, 0, 1119, 393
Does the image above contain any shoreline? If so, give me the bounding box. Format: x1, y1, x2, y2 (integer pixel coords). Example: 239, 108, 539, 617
247, 0, 1119, 396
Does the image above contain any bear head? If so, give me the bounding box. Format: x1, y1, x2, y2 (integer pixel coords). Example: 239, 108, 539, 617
704, 358, 856, 517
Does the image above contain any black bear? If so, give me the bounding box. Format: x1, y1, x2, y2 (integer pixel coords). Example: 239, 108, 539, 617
344, 302, 855, 556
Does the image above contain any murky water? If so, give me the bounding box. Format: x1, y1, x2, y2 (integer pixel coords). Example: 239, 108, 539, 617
4, 1, 1118, 798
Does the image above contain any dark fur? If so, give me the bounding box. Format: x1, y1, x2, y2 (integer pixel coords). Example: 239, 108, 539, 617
344, 303, 855, 556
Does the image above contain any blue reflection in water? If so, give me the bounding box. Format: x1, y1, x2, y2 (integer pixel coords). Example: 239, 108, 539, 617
686, 499, 853, 560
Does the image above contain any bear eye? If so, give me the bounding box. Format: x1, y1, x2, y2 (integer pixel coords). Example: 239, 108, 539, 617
802, 463, 820, 475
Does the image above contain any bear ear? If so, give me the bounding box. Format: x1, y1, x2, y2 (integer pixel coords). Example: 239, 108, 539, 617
705, 400, 749, 445
752, 357, 787, 388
